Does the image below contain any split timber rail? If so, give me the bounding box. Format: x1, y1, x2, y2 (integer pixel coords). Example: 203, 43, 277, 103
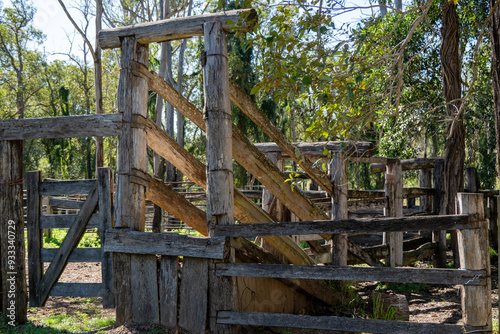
0, 8, 493, 333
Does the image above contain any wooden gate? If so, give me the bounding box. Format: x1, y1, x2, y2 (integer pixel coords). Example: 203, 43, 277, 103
27, 168, 114, 308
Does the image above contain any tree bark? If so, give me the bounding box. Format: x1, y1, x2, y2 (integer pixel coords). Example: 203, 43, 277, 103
95, 0, 104, 170
491, 0, 500, 194
441, 0, 464, 267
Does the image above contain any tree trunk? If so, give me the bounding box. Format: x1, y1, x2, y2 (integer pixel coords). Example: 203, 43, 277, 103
441, 0, 464, 267
95, 0, 104, 170
491, 0, 500, 190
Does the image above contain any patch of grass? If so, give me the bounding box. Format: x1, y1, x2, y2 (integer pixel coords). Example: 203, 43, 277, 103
43, 229, 101, 248
490, 245, 498, 257
371, 293, 398, 321
29, 310, 115, 333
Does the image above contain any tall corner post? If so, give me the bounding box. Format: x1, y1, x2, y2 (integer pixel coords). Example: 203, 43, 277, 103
330, 151, 348, 266
457, 193, 492, 331
114, 37, 158, 325
0, 140, 28, 324
384, 159, 403, 267
203, 21, 237, 334
432, 160, 447, 267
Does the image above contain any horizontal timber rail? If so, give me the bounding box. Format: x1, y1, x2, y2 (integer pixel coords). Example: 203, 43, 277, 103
98, 9, 257, 49
370, 157, 444, 174
216, 263, 487, 286
0, 114, 122, 140
253, 142, 374, 158
212, 214, 480, 237
216, 312, 464, 334
103, 229, 226, 259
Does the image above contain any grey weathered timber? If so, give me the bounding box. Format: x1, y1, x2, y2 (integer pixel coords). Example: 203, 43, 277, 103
457, 193, 492, 330
370, 157, 445, 174
404, 187, 435, 197
159, 256, 178, 328
97, 168, 114, 308
216, 311, 464, 334
464, 167, 479, 193
0, 114, 123, 140
348, 189, 385, 199
41, 248, 102, 262
40, 214, 100, 229
216, 263, 486, 286
36, 183, 98, 306
98, 9, 257, 49
178, 257, 209, 333
488, 196, 498, 249
253, 142, 374, 158
48, 197, 85, 209
204, 21, 236, 334
137, 170, 208, 235
419, 169, 432, 213
49, 283, 102, 297
114, 37, 149, 326
131, 254, 159, 324
104, 229, 226, 259
27, 171, 42, 307
142, 115, 313, 265
212, 214, 476, 237
433, 160, 447, 267
385, 160, 403, 267
1, 140, 27, 323
229, 81, 333, 194
330, 152, 348, 266
39, 179, 96, 196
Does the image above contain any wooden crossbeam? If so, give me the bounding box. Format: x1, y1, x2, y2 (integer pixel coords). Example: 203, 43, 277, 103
98, 9, 257, 49
0, 114, 122, 140
213, 214, 477, 237
370, 157, 445, 174
216, 263, 487, 286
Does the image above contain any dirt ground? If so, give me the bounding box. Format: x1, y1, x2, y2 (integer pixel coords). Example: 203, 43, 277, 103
28, 259, 499, 334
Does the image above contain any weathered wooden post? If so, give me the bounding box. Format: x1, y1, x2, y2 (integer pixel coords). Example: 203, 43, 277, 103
203, 21, 236, 333
330, 151, 348, 266
114, 37, 158, 325
432, 160, 447, 267
384, 159, 403, 267
97, 167, 114, 309
27, 171, 42, 308
419, 168, 432, 213
457, 193, 491, 331
0, 140, 27, 324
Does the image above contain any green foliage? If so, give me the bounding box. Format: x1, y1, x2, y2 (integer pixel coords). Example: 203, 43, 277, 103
43, 229, 101, 248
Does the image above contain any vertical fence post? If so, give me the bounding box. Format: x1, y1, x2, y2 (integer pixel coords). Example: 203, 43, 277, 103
0, 140, 28, 323
97, 167, 114, 309
432, 160, 447, 267
419, 168, 432, 214
384, 159, 403, 267
203, 21, 236, 334
114, 36, 158, 325
27, 171, 42, 308
457, 193, 491, 330
330, 151, 348, 266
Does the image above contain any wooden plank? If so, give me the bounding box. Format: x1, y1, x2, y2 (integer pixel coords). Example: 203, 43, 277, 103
1, 140, 28, 323
98, 9, 257, 49
457, 193, 492, 330
217, 311, 464, 334
39, 179, 96, 196
404, 187, 435, 198
433, 160, 447, 268
213, 214, 476, 237
113, 253, 131, 326
159, 256, 178, 328
330, 152, 348, 265
48, 197, 85, 209
131, 254, 159, 324
179, 257, 209, 333
0, 114, 123, 140
216, 263, 486, 286
229, 81, 334, 194
385, 160, 403, 267
27, 171, 42, 307
36, 183, 98, 306
40, 214, 100, 229
97, 167, 114, 309
49, 283, 102, 297
41, 248, 102, 263
253, 142, 374, 158
348, 189, 385, 199
104, 229, 226, 259
419, 169, 432, 213
370, 157, 445, 174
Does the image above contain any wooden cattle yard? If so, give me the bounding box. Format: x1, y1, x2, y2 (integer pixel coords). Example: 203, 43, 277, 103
0, 8, 495, 334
